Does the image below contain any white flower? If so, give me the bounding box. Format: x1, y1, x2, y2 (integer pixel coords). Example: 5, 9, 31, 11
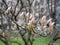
8, 7, 11, 10
20, 12, 25, 17
29, 14, 33, 19
40, 16, 46, 25
20, 12, 25, 20
42, 16, 46, 20
51, 22, 55, 25
26, 12, 29, 18
47, 18, 52, 23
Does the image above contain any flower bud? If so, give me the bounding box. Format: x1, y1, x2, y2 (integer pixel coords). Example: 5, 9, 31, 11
20, 12, 25, 20
26, 12, 29, 18
5, 7, 11, 15
40, 16, 46, 26
2, 32, 5, 37
29, 14, 33, 19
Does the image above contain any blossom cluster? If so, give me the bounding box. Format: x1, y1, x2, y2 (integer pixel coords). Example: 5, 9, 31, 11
17, 12, 55, 33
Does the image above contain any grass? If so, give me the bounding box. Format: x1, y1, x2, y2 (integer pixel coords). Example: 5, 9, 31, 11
0, 36, 60, 45
33, 36, 51, 45
0, 41, 5, 45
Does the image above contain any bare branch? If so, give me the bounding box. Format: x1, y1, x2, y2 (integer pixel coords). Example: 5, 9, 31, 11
2, 0, 8, 9
14, 0, 19, 14
27, 0, 34, 6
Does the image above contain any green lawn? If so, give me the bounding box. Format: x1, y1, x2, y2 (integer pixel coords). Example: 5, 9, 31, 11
33, 36, 60, 45
0, 36, 60, 45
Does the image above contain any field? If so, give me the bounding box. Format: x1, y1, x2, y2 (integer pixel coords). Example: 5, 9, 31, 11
0, 36, 60, 45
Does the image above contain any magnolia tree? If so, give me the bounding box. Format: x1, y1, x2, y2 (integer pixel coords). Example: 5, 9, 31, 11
5, 11, 55, 45
0, 0, 57, 45
14, 12, 55, 45
0, 8, 55, 45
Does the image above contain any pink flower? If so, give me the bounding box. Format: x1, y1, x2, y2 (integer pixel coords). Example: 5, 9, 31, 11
29, 17, 35, 24
46, 19, 55, 32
